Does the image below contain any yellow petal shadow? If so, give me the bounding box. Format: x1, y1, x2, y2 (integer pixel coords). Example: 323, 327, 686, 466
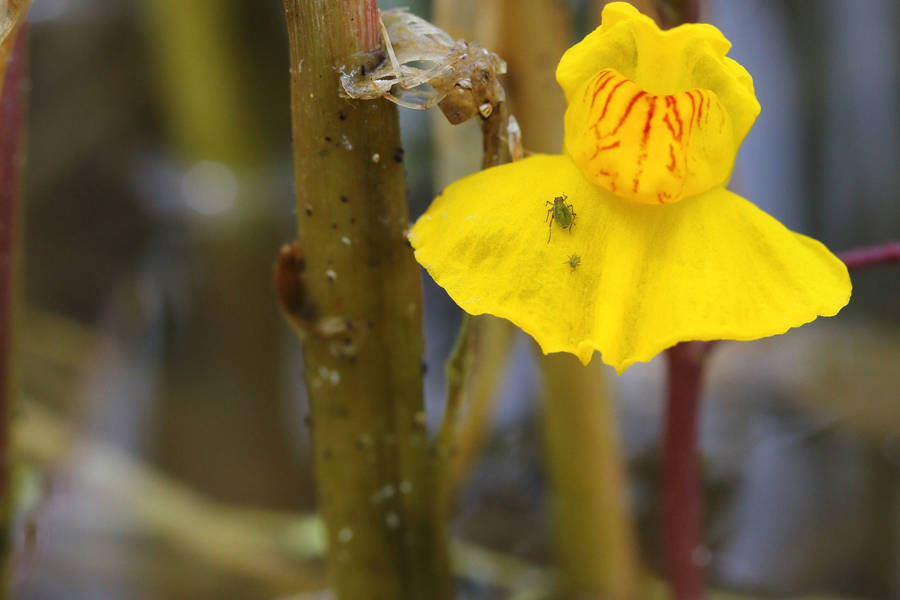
410, 155, 851, 373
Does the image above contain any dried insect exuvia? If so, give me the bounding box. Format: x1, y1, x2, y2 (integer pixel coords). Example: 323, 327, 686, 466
340, 8, 507, 125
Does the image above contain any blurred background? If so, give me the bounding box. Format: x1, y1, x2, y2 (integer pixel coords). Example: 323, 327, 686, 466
13, 0, 900, 598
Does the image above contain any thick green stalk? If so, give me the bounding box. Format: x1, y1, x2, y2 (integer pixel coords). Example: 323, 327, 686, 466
280, 1, 450, 597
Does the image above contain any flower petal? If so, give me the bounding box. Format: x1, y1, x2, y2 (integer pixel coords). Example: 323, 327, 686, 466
410, 154, 850, 373
556, 2, 759, 153
565, 69, 735, 203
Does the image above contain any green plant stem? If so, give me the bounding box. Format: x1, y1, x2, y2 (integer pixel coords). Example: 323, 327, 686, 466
141, 0, 259, 166
541, 353, 639, 599
0, 26, 26, 598
280, 1, 450, 598
480, 101, 512, 170
439, 103, 518, 492
431, 0, 521, 511
436, 104, 518, 502
142, 0, 296, 507
436, 314, 473, 462
441, 314, 516, 496
497, 1, 640, 595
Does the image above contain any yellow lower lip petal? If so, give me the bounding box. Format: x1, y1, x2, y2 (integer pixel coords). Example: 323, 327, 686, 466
410, 154, 851, 373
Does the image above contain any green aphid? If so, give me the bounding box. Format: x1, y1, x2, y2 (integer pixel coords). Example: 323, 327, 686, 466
545, 194, 576, 242
565, 254, 581, 270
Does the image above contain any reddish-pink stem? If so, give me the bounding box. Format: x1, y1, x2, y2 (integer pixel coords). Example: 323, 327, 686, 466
661, 240, 900, 599
659, 3, 703, 597
341, 0, 380, 49
0, 28, 28, 512
838, 241, 900, 272
663, 342, 708, 600
680, 0, 701, 24
664, 3, 895, 596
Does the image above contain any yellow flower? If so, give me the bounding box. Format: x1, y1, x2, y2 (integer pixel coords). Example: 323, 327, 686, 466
410, 2, 850, 374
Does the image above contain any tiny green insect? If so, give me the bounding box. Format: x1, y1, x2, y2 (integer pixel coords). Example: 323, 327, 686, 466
545, 194, 576, 242
565, 254, 581, 270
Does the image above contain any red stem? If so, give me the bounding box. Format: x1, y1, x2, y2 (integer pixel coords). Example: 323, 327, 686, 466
679, 0, 701, 23
664, 5, 891, 591
838, 241, 900, 272
0, 29, 28, 512
663, 342, 708, 600
660, 240, 900, 600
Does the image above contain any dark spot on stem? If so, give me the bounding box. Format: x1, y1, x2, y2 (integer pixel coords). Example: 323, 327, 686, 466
305, 206, 313, 216
299, 303, 317, 322
340, 195, 348, 203
324, 136, 332, 142
394, 147, 405, 163
339, 111, 347, 121
331, 221, 337, 229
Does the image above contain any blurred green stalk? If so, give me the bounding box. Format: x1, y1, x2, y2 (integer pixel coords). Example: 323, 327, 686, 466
142, 0, 259, 166
542, 354, 638, 600
493, 1, 640, 596
0, 22, 27, 598
280, 1, 451, 597
431, 0, 519, 516
141, 0, 298, 507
